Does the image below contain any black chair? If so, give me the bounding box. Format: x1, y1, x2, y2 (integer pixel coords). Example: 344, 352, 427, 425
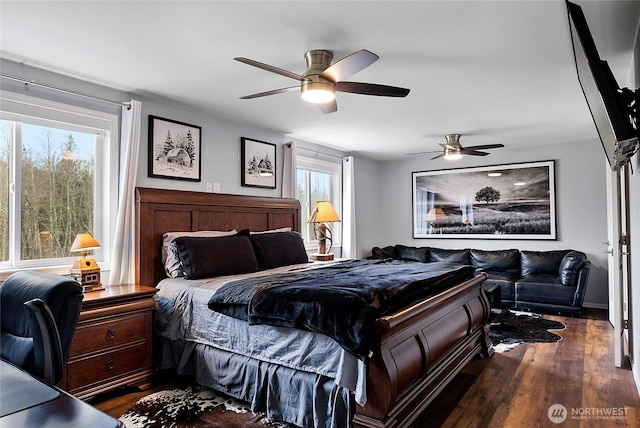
0, 271, 83, 385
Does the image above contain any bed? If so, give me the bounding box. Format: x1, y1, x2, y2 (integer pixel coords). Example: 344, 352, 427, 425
135, 187, 493, 428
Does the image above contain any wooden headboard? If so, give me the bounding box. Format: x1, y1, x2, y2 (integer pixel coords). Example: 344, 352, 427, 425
135, 187, 301, 287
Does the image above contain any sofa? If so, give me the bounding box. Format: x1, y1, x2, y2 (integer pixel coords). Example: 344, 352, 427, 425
370, 245, 591, 315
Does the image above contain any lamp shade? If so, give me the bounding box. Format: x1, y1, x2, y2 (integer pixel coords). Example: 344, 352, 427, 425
70, 232, 101, 253
308, 201, 341, 223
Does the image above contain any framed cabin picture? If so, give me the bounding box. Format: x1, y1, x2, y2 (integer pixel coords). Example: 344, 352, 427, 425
412, 160, 556, 239
148, 115, 201, 181
241, 137, 276, 188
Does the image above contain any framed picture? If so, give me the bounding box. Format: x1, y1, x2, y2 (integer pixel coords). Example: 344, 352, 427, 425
412, 160, 556, 239
241, 137, 276, 188
148, 115, 201, 181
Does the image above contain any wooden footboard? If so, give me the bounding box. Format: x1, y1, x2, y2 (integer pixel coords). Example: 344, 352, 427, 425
355, 273, 492, 428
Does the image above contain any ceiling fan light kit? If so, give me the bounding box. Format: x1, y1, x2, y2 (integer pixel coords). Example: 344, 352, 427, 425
443, 147, 463, 160
235, 48, 410, 113
427, 134, 505, 160
301, 79, 335, 103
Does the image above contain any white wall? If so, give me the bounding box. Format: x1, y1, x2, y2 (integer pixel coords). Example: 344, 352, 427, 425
372, 138, 610, 307
351, 156, 383, 259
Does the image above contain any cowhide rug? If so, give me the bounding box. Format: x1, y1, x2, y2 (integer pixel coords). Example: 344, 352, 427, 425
119, 386, 294, 428
489, 310, 566, 352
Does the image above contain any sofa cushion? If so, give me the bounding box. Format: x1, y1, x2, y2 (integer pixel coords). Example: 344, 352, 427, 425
394, 245, 428, 262
470, 249, 520, 274
371, 245, 397, 259
558, 251, 587, 286
482, 271, 519, 303
429, 248, 469, 264
520, 250, 570, 276
515, 275, 575, 306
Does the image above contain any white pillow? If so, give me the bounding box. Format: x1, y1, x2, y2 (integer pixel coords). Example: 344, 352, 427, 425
162, 230, 236, 277
250, 227, 292, 234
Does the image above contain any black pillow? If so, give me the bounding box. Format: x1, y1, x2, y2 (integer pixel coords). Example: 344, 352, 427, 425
174, 234, 258, 279
558, 251, 587, 286
470, 249, 520, 273
371, 245, 397, 259
520, 250, 569, 276
429, 248, 469, 264
249, 231, 309, 269
394, 245, 428, 262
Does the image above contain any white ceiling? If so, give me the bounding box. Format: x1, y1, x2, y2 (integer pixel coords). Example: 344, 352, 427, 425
1, 1, 638, 161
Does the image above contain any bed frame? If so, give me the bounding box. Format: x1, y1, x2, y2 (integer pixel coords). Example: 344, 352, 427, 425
135, 187, 493, 428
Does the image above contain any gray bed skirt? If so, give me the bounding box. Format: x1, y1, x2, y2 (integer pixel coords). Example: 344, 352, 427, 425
156, 338, 353, 428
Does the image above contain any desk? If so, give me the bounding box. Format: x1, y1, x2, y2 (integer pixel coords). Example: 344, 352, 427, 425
0, 360, 122, 427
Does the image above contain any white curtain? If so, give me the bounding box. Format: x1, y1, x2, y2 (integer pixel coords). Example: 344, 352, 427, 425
108, 100, 142, 285
282, 141, 297, 198
342, 156, 356, 258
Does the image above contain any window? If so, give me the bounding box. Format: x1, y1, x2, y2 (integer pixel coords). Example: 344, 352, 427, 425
296, 155, 342, 251
0, 92, 118, 271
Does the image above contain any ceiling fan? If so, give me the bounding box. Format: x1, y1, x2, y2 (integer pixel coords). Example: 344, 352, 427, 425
410, 134, 505, 160
234, 49, 410, 113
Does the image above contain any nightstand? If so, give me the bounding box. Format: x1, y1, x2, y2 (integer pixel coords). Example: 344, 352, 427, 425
60, 284, 157, 400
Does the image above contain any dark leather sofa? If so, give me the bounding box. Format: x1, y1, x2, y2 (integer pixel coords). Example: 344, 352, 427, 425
370, 245, 591, 315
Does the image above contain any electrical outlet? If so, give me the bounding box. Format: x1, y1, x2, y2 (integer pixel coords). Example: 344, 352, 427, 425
213, 182, 220, 193
206, 182, 213, 192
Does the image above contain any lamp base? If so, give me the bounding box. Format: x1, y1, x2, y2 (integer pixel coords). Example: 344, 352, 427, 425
311, 253, 334, 261
70, 260, 102, 293
81, 283, 105, 293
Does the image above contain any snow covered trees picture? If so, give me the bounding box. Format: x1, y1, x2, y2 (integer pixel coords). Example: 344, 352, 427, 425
149, 116, 201, 181
241, 137, 276, 189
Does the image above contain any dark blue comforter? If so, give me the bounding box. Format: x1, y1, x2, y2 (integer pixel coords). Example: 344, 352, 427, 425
207, 259, 476, 359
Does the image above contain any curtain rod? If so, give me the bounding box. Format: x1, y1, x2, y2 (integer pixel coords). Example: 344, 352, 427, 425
1, 73, 131, 109
293, 144, 346, 161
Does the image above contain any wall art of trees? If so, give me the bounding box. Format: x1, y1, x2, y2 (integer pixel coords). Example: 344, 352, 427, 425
413, 162, 555, 239
150, 118, 200, 181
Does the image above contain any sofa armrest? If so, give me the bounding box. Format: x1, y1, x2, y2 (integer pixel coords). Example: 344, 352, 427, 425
571, 260, 591, 307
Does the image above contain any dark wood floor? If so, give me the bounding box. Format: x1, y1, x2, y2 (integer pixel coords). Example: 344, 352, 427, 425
92, 309, 640, 427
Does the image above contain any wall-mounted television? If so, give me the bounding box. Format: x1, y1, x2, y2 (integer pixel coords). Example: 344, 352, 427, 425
566, 1, 638, 171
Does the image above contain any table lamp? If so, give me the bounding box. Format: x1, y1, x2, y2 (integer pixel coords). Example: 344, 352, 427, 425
70, 232, 103, 292
308, 201, 341, 261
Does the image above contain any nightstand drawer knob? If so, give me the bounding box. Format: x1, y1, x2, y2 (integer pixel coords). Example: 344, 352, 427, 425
105, 359, 116, 372
105, 329, 116, 341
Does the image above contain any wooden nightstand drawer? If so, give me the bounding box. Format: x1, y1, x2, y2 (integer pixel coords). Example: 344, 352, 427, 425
67, 343, 147, 390
60, 284, 157, 400
69, 312, 149, 356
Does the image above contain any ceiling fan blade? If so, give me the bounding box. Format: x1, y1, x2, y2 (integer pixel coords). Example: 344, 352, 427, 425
320, 49, 379, 82
239, 86, 299, 99
430, 153, 445, 160
336, 81, 410, 97
464, 143, 505, 150
461, 150, 490, 156
234, 57, 308, 82
318, 99, 338, 114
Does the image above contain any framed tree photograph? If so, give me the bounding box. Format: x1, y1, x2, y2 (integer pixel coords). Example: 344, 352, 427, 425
148, 115, 201, 181
412, 160, 556, 239
241, 137, 276, 188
